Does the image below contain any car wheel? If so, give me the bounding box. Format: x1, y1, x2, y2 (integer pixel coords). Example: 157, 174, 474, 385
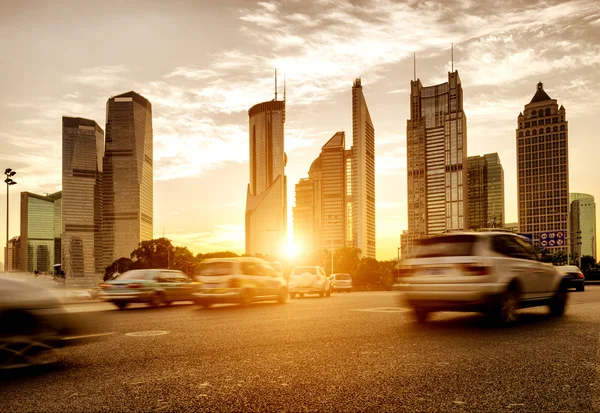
494, 289, 519, 324
277, 289, 288, 304
576, 284, 585, 292
148, 292, 163, 308
549, 284, 568, 317
299, 293, 304, 298
326, 288, 331, 297
414, 308, 429, 323
164, 301, 173, 306
195, 300, 211, 309
289, 292, 296, 299
239, 289, 253, 306
114, 301, 129, 310
319, 290, 324, 298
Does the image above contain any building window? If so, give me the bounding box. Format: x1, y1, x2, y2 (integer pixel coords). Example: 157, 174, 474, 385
545, 108, 551, 116
526, 130, 530, 137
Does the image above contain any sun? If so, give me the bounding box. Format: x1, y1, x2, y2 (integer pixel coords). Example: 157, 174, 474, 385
284, 242, 300, 258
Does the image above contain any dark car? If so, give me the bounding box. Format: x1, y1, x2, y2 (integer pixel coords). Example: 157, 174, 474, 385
556, 265, 585, 292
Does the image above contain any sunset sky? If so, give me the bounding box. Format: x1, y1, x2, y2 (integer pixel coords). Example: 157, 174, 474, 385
1, 0, 600, 260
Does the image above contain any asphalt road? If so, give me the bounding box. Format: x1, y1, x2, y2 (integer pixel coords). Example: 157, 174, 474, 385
2, 287, 600, 413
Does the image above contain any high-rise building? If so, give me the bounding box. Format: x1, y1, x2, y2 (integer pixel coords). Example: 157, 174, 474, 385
570, 193, 596, 259
517, 82, 569, 250
245, 97, 287, 257
467, 153, 504, 230
4, 236, 20, 271
351, 79, 376, 258
19, 191, 62, 273
62, 116, 104, 279
103, 91, 153, 266
404, 71, 468, 257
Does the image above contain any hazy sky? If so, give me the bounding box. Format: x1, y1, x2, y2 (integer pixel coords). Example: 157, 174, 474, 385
1, 0, 599, 260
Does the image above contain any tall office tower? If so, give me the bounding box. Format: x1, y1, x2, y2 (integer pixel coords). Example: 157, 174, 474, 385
62, 117, 104, 279
517, 82, 569, 250
19, 191, 62, 273
570, 193, 596, 259
351, 79, 376, 258
467, 153, 504, 230
246, 95, 287, 257
320, 132, 347, 253
103, 91, 153, 266
293, 156, 322, 255
404, 71, 468, 257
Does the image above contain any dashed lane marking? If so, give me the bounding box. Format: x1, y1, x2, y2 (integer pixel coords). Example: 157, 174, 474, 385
351, 307, 411, 313
124, 330, 171, 337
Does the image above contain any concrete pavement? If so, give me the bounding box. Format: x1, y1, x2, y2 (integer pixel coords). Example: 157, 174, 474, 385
2, 288, 600, 412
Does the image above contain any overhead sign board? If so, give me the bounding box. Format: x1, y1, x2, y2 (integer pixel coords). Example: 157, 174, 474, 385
539, 231, 566, 248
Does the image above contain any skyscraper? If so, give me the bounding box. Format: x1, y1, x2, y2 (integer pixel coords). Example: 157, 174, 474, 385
404, 71, 468, 257
62, 116, 104, 279
351, 79, 376, 259
103, 91, 153, 266
570, 193, 596, 260
517, 82, 569, 250
19, 191, 62, 273
467, 153, 504, 230
245, 95, 287, 257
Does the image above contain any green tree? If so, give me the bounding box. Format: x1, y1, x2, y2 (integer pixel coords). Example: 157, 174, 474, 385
568, 252, 579, 266
333, 247, 361, 275
170, 246, 195, 274
130, 237, 173, 269
377, 260, 397, 290
551, 250, 568, 266
104, 257, 135, 280
354, 258, 380, 287
580, 255, 595, 273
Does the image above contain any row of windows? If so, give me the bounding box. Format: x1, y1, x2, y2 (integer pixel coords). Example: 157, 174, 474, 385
519, 163, 567, 173
519, 141, 566, 151
519, 133, 566, 145
519, 125, 565, 136
519, 191, 568, 201
519, 152, 567, 162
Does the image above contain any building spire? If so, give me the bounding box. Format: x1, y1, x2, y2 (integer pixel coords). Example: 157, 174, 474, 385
283, 73, 286, 101
413, 52, 416, 81
451, 43, 454, 72
274, 69, 278, 101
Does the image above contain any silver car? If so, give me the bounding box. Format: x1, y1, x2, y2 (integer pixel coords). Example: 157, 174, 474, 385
100, 269, 196, 310
288, 266, 331, 298
193, 257, 288, 308
394, 232, 569, 324
331, 273, 353, 292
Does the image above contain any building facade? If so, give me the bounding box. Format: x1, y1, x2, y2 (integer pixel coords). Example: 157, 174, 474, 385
570, 193, 596, 260
467, 153, 504, 230
245, 99, 287, 257
517, 82, 569, 250
62, 116, 104, 279
351, 79, 376, 258
5, 236, 21, 271
19, 191, 62, 273
102, 91, 153, 266
404, 71, 468, 257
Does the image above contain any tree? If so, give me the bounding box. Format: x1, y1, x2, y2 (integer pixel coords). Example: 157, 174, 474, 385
354, 258, 380, 287
130, 237, 173, 269
104, 257, 135, 280
568, 252, 579, 266
170, 246, 195, 273
551, 250, 568, 266
581, 255, 595, 273
333, 247, 361, 275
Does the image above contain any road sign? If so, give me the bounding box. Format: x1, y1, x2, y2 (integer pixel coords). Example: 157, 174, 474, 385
539, 231, 566, 248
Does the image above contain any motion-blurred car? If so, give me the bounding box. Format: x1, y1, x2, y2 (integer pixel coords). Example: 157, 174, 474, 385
556, 265, 585, 292
193, 257, 288, 307
90, 272, 120, 300
100, 269, 196, 310
288, 266, 331, 298
394, 232, 570, 324
331, 273, 353, 292
0, 276, 91, 369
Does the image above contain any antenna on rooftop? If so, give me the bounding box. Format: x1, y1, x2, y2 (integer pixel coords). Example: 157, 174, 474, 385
274, 69, 278, 101
413, 52, 416, 81
451, 42, 454, 72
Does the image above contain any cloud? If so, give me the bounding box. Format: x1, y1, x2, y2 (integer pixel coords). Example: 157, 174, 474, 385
168, 224, 245, 254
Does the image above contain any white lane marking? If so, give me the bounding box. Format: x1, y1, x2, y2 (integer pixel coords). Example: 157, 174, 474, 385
351, 307, 411, 313
62, 332, 116, 341
125, 330, 170, 337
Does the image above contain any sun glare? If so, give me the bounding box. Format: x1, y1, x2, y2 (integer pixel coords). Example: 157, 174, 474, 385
284, 242, 300, 258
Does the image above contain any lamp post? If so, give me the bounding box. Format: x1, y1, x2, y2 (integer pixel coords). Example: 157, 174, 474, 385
4, 168, 17, 273
156, 243, 170, 269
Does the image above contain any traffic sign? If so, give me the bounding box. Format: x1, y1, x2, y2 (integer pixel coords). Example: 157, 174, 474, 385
539, 231, 566, 248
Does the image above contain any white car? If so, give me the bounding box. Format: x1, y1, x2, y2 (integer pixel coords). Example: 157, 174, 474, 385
331, 273, 353, 292
393, 232, 569, 324
193, 257, 288, 307
289, 266, 331, 298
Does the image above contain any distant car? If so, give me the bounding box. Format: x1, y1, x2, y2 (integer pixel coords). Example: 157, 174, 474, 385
100, 269, 196, 310
0, 276, 90, 369
556, 265, 585, 291
331, 273, 353, 292
288, 266, 331, 298
393, 232, 570, 324
193, 257, 288, 308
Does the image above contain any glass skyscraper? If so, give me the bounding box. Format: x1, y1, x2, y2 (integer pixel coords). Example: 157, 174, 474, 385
62, 116, 104, 279
404, 71, 467, 257
245, 98, 287, 257
351, 79, 376, 259
103, 91, 153, 266
467, 153, 504, 230
570, 193, 596, 259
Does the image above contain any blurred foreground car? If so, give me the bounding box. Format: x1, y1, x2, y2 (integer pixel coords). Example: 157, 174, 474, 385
331, 273, 353, 292
556, 265, 585, 291
394, 232, 569, 324
288, 266, 331, 298
100, 269, 196, 310
193, 257, 288, 307
0, 277, 91, 369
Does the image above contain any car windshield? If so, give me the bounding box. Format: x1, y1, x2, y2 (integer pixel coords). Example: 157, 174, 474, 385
117, 271, 148, 280
334, 274, 351, 281
195, 262, 234, 276
292, 267, 318, 276
414, 235, 478, 258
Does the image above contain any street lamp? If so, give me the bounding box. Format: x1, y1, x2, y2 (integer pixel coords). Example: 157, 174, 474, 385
156, 243, 170, 269
4, 168, 17, 273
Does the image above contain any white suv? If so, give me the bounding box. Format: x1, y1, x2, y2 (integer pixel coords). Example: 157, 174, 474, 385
193, 257, 288, 308
288, 266, 331, 298
394, 232, 569, 323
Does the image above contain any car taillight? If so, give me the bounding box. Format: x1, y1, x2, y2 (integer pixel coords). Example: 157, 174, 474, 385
577, 272, 584, 279
397, 266, 414, 277
461, 264, 490, 276
100, 283, 111, 289
229, 278, 241, 288
127, 283, 143, 289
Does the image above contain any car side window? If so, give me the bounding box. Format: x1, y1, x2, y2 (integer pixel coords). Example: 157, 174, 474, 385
492, 235, 530, 260
513, 237, 538, 261
158, 271, 174, 283
241, 262, 263, 276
